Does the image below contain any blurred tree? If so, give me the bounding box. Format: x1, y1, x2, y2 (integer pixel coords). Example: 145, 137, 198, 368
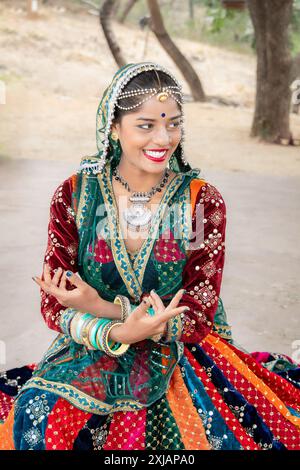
27, 0, 39, 18
247, 0, 294, 144
112, 0, 121, 16
221, 0, 245, 9
119, 0, 139, 24
189, 0, 195, 20
291, 0, 300, 82
147, 0, 205, 101
80, 0, 99, 11
99, 0, 126, 68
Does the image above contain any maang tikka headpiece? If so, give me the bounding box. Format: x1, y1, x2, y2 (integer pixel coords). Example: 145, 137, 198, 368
115, 68, 182, 110
77, 61, 193, 176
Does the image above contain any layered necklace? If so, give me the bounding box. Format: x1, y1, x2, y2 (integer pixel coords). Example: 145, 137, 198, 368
112, 165, 171, 232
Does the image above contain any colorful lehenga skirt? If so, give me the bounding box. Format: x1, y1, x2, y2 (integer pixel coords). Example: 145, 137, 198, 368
1, 169, 299, 450
0, 330, 299, 450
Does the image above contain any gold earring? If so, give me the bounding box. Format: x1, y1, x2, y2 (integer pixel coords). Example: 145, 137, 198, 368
111, 132, 119, 141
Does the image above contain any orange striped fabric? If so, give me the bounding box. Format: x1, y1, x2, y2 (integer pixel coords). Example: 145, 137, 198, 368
190, 178, 206, 216
166, 365, 211, 450
204, 334, 300, 429
0, 404, 15, 450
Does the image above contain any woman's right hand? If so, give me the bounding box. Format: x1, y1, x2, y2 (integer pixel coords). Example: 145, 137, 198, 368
110, 289, 189, 344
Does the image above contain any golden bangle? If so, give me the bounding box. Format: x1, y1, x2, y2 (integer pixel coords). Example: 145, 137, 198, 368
113, 295, 131, 322
102, 321, 130, 357
81, 318, 99, 350
75, 315, 94, 345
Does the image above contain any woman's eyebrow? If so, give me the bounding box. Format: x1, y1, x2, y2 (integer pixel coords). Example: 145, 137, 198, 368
136, 114, 182, 122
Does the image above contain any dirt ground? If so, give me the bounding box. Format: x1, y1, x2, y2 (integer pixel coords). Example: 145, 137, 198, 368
0, 1, 299, 369
1, 0, 300, 175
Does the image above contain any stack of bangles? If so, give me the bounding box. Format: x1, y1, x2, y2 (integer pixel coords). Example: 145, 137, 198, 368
60, 293, 168, 356
60, 295, 134, 357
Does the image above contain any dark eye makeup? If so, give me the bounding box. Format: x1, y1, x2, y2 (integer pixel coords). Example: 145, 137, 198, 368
137, 121, 182, 130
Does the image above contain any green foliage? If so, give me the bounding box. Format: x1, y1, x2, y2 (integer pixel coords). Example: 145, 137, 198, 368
202, 0, 300, 56
85, 0, 299, 57
195, 2, 254, 54
291, 0, 300, 55
118, 0, 253, 54
205, 5, 236, 34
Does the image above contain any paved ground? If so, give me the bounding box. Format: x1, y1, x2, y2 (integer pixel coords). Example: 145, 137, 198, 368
0, 158, 299, 370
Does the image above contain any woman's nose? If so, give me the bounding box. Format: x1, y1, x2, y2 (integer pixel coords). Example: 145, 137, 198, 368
153, 127, 171, 146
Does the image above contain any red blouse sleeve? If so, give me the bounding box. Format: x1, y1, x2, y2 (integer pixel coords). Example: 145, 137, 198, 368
40, 176, 79, 333
164, 181, 227, 344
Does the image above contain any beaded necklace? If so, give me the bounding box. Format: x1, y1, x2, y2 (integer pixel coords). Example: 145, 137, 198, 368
112, 166, 170, 232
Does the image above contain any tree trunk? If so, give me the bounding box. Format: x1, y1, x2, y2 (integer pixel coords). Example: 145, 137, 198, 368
99, 0, 126, 68
247, 0, 293, 144
119, 0, 138, 24
147, 0, 205, 101
189, 0, 194, 20
27, 0, 38, 18
112, 0, 121, 17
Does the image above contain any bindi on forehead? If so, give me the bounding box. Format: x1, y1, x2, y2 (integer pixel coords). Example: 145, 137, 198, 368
135, 113, 181, 122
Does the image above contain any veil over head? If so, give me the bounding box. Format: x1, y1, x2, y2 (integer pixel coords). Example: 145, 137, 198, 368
78, 61, 202, 176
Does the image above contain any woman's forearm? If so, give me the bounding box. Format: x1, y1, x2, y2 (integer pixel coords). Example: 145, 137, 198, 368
85, 297, 122, 320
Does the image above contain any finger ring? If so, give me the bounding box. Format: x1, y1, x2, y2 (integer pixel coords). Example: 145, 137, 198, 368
146, 307, 155, 317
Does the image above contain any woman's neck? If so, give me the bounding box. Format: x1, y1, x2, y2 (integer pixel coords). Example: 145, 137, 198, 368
116, 158, 175, 193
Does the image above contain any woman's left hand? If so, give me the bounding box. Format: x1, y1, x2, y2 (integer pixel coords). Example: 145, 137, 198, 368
32, 263, 103, 313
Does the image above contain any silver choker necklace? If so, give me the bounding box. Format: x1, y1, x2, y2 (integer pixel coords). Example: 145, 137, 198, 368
112, 166, 170, 232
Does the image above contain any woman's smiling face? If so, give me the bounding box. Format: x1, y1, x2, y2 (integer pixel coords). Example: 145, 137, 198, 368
111, 95, 182, 174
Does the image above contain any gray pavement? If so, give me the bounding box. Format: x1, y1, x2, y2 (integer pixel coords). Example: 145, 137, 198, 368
0, 158, 299, 371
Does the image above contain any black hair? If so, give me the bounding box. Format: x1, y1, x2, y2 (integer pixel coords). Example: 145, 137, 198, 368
113, 70, 182, 124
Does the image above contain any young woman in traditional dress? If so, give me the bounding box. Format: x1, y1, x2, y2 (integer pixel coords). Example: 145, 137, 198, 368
0, 62, 299, 450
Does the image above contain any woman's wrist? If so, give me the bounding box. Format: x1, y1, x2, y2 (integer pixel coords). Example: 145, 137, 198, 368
90, 296, 122, 320
108, 322, 127, 343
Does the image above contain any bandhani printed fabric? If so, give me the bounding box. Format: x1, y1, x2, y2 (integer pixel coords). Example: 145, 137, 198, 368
0, 162, 299, 450
0, 335, 299, 450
